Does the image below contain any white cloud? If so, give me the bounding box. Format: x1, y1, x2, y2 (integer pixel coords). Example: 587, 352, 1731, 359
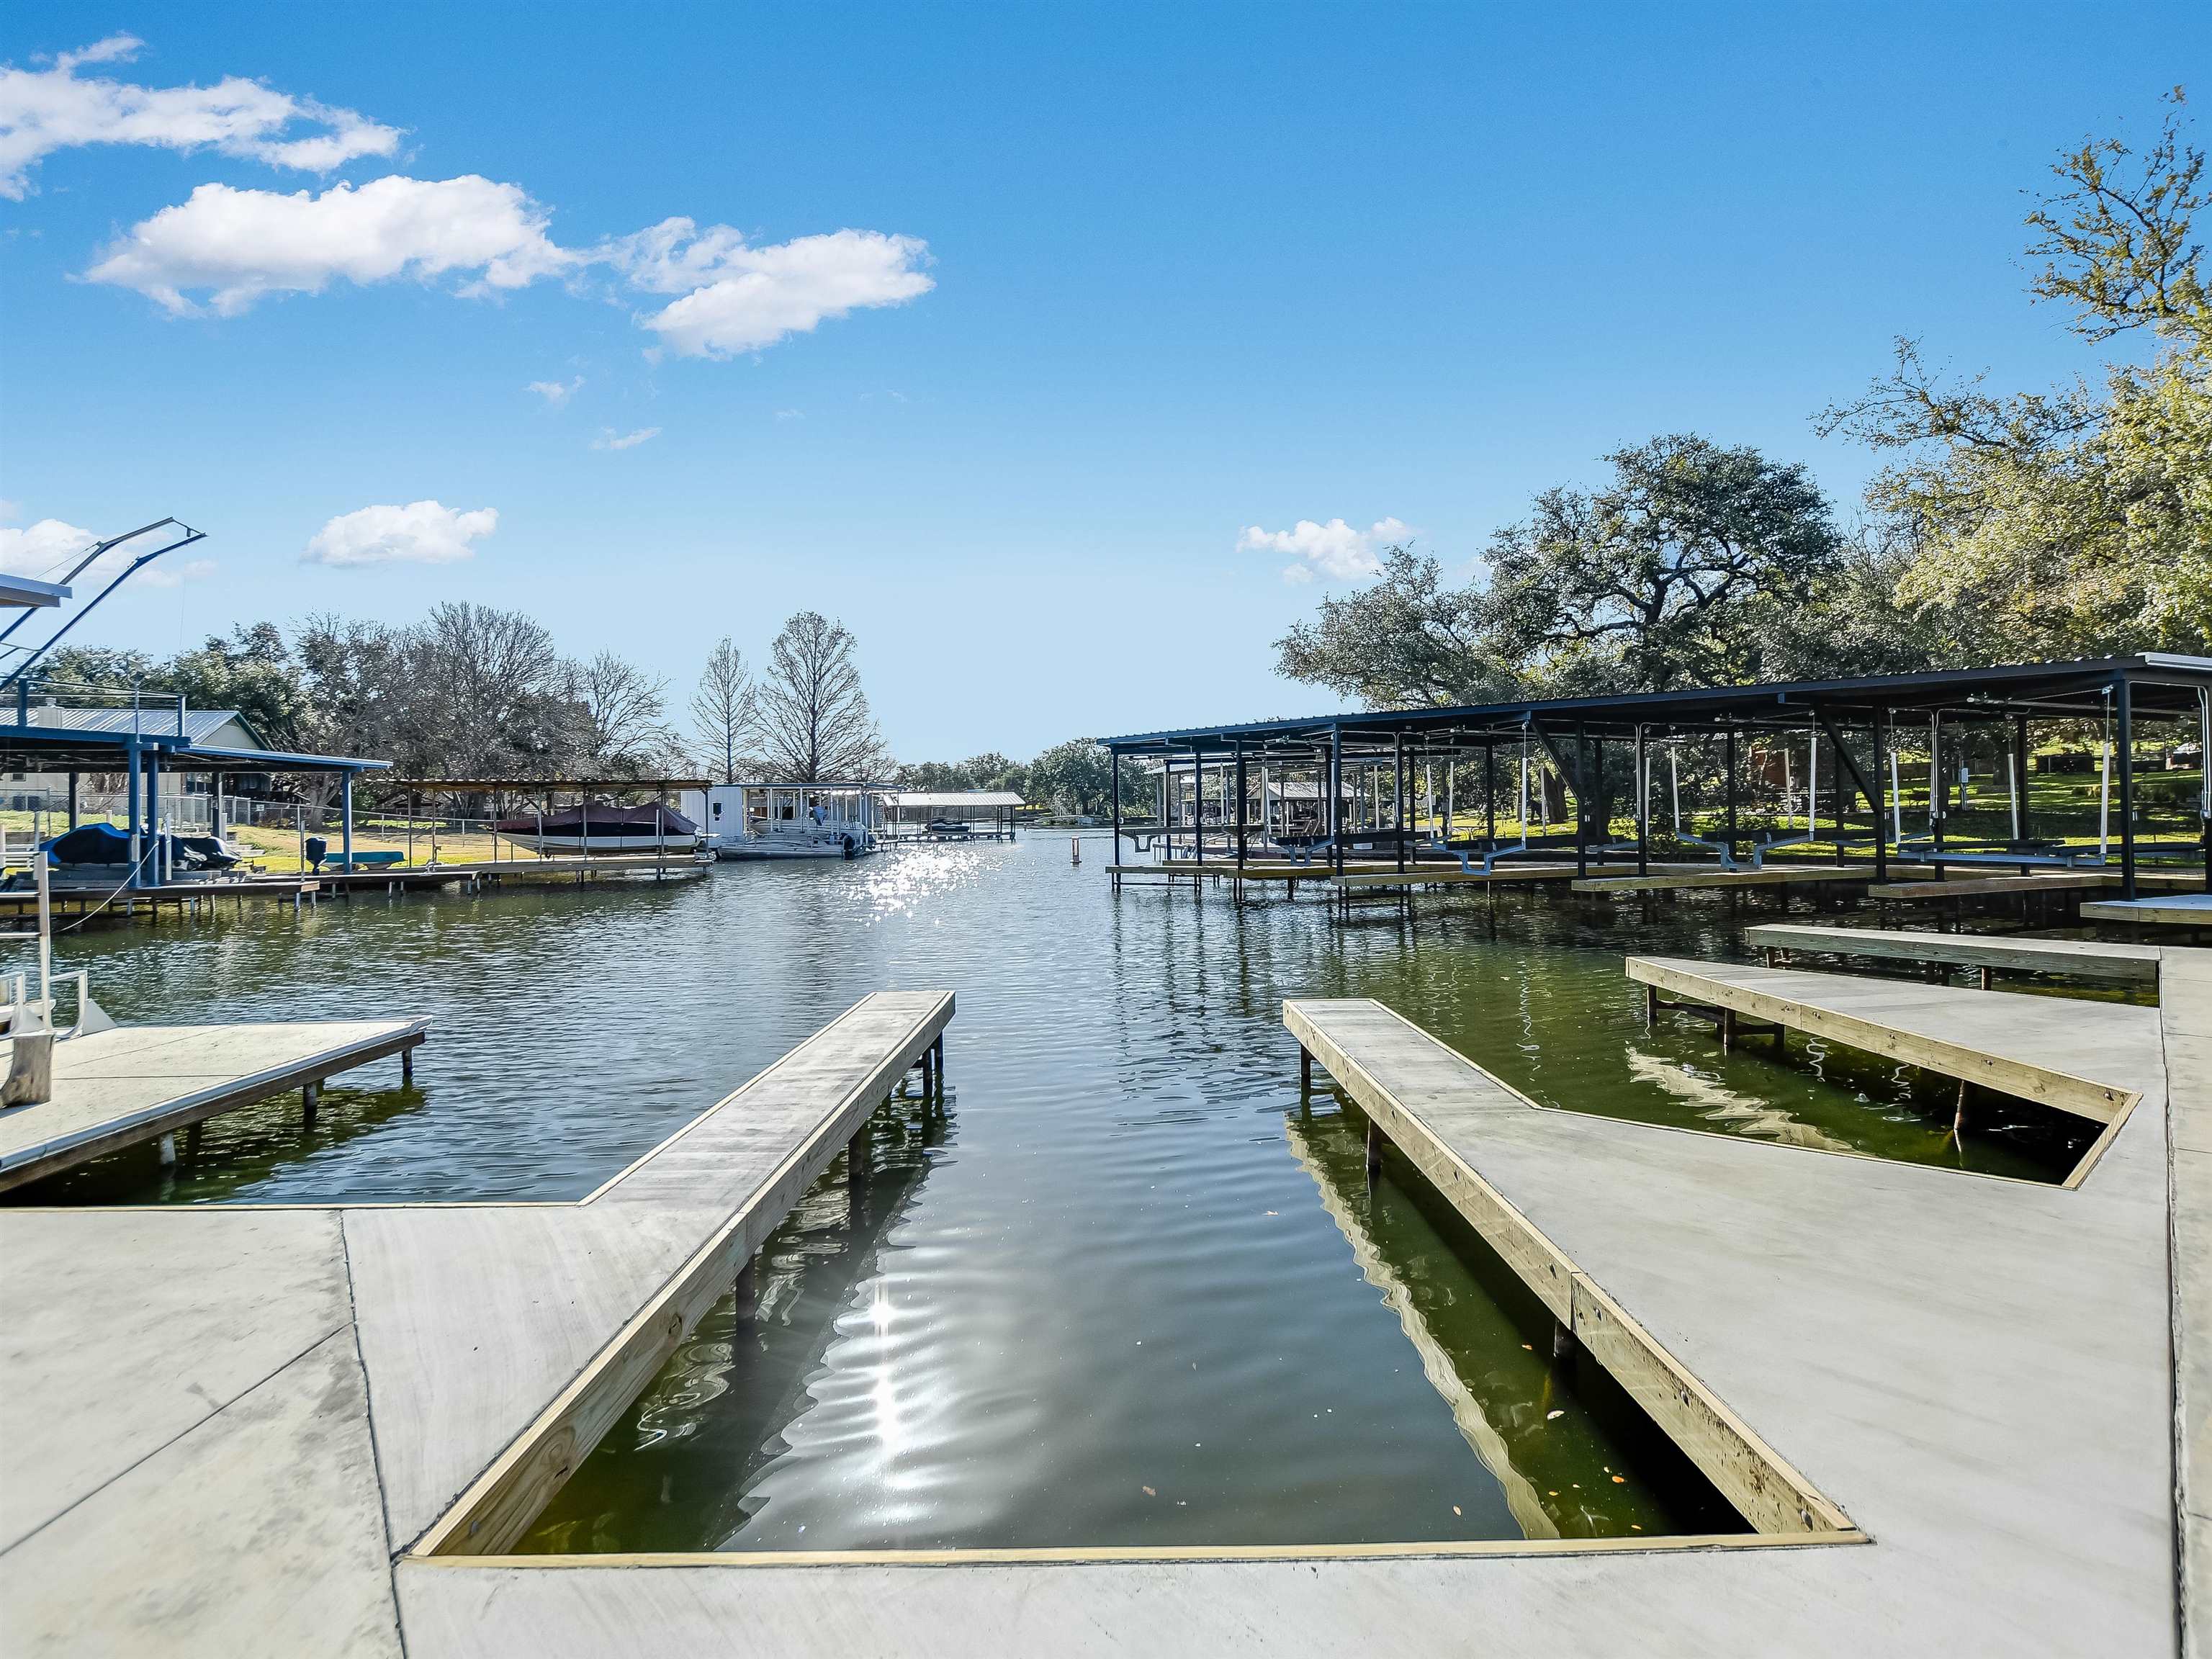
526, 375, 583, 407
84, 174, 577, 315
137, 557, 217, 588
304, 500, 496, 567
1238, 516, 1409, 583
0, 518, 96, 580
609, 220, 934, 359
0, 35, 399, 199
592, 426, 660, 450
773, 408, 804, 421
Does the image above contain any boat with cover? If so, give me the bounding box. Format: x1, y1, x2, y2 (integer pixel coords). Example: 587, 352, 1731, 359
493, 802, 701, 855
2, 822, 240, 890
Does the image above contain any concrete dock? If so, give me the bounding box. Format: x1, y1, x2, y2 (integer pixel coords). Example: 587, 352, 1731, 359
1744, 921, 2162, 985
1279, 956, 2200, 1656
4, 958, 2201, 1655
2085, 892, 2212, 932
0, 1018, 428, 1192
0, 989, 951, 1655
1626, 956, 2146, 1148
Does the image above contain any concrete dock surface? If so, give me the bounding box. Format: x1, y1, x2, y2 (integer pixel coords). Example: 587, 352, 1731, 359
0, 1018, 428, 1191
0, 990, 951, 1657
1, 955, 2201, 1657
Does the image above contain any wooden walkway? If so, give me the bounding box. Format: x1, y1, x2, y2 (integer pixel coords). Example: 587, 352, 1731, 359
0, 1018, 427, 1192
0, 855, 703, 925
1272, 963, 2193, 1657
0, 990, 950, 1655
1625, 956, 2147, 1136
1867, 871, 2117, 902
1743, 922, 2161, 985
2084, 892, 2212, 930
1573, 865, 1874, 895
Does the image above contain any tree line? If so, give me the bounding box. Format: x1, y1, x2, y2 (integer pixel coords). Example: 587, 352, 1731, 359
42, 604, 1141, 816
1277, 97, 2211, 706
42, 607, 893, 789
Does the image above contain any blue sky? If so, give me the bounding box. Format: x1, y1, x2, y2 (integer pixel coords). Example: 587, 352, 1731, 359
2, 4, 2203, 759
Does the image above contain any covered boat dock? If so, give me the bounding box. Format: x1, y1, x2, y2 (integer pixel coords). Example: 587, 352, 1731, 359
0, 683, 389, 891
1100, 655, 2212, 902
882, 789, 1025, 842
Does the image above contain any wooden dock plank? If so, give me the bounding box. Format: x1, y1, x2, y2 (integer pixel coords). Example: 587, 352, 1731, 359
1286, 999, 1845, 1534
2083, 894, 2212, 928
0, 1017, 428, 1190
1574, 866, 1873, 894
1257, 986, 2178, 1658
1626, 957, 2146, 1126
0, 989, 951, 1656
346, 1206, 710, 1552
1744, 923, 2161, 984
1332, 865, 1583, 889
1867, 872, 2118, 901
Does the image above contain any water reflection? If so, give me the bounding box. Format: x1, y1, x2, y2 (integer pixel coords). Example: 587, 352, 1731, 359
1286, 1106, 1739, 1540
529, 1094, 951, 1552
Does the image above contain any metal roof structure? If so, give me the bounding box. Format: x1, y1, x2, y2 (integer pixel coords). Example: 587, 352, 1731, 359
17, 706, 264, 746
888, 791, 1025, 809
0, 687, 385, 776
0, 573, 70, 610
1102, 655, 2212, 759
1099, 656, 2212, 899
381, 776, 709, 793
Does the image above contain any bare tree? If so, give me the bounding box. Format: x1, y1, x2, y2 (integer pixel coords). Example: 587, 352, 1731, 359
754, 611, 888, 782
689, 637, 755, 783
573, 651, 676, 775
410, 601, 576, 776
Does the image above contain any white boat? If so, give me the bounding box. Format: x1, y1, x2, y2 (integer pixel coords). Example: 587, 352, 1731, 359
680, 783, 884, 860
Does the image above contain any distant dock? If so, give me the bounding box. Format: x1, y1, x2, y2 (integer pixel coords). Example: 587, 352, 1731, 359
0, 853, 703, 926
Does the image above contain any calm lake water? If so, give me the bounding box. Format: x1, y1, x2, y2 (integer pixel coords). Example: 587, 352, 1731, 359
17, 840, 2093, 1552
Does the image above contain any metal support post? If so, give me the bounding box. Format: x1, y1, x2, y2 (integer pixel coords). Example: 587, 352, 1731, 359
1330, 724, 1344, 884
2116, 674, 2136, 899
1872, 709, 1889, 883
1234, 740, 1248, 886
1110, 751, 1123, 871
1574, 724, 1588, 877
1725, 727, 1739, 868
1393, 730, 1406, 873
1635, 724, 1648, 876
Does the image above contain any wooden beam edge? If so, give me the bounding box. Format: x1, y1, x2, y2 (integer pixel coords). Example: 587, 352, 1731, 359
1625, 959, 2135, 1126
405, 1527, 1873, 1571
